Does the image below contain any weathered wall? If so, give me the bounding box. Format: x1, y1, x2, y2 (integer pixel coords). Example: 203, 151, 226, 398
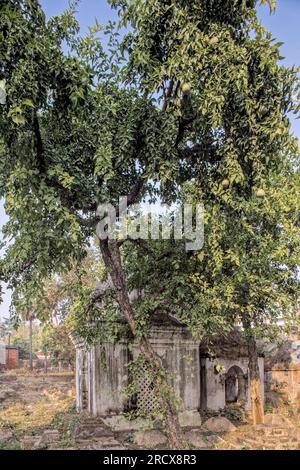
264, 334, 300, 407
135, 326, 200, 413
5, 347, 19, 369
89, 341, 131, 416
75, 326, 272, 417
75, 342, 88, 412
76, 325, 201, 417
265, 366, 300, 407
204, 357, 264, 411
0, 346, 19, 370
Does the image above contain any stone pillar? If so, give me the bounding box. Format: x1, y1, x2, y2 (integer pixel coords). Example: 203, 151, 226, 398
70, 334, 88, 413
75, 344, 88, 412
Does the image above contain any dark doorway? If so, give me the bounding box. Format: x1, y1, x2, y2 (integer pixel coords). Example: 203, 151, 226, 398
200, 358, 207, 411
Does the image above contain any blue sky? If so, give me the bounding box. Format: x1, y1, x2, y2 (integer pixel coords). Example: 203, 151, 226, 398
40, 0, 118, 31
1, 0, 300, 319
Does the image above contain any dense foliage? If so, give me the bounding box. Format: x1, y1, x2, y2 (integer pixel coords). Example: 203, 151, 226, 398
0, 0, 298, 338
0, 0, 299, 438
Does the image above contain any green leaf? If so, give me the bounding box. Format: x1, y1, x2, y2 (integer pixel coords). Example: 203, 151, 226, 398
12, 114, 25, 125
22, 98, 35, 108
8, 106, 22, 117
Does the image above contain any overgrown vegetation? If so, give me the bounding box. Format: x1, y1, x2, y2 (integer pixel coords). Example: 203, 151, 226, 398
0, 0, 300, 446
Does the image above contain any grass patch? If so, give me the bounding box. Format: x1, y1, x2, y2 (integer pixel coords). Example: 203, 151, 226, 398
0, 392, 74, 432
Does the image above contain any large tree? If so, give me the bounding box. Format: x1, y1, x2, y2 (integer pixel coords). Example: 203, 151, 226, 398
0, 0, 299, 444
188, 145, 300, 425
112, 0, 300, 424
40, 323, 75, 369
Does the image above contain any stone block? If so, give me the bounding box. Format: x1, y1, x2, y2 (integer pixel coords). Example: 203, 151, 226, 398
83, 438, 125, 450
133, 430, 167, 448
203, 417, 236, 433
179, 410, 202, 428
0, 388, 19, 402
41, 429, 61, 444
0, 428, 13, 441
21, 436, 43, 450
102, 416, 153, 432
184, 431, 210, 449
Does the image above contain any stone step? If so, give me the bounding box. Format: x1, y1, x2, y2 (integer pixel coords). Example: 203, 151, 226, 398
78, 437, 126, 450
80, 418, 108, 425
75, 429, 113, 440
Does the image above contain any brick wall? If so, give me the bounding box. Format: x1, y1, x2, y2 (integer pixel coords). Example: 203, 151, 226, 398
5, 347, 19, 369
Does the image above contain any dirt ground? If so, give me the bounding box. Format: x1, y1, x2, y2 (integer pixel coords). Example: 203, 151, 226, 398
0, 371, 78, 449
1, 371, 300, 450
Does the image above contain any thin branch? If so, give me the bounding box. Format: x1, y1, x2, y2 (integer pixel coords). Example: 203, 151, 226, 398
76, 214, 97, 228
121, 237, 154, 254
179, 143, 219, 163
116, 178, 145, 217
175, 114, 196, 147
33, 112, 46, 174
127, 178, 145, 206
162, 79, 175, 112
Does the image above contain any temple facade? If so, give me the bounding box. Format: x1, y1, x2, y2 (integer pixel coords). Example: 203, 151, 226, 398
73, 317, 265, 423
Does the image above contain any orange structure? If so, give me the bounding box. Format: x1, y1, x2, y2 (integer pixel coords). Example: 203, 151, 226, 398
0, 346, 19, 370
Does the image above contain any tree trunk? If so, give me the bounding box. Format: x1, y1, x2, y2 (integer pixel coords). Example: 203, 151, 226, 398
99, 239, 182, 449
45, 351, 48, 374
243, 319, 264, 425
29, 316, 33, 372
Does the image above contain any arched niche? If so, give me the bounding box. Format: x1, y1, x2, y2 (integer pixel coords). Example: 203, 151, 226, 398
225, 365, 247, 404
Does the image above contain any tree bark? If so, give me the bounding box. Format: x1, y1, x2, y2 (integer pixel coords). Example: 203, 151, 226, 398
29, 316, 33, 373
99, 239, 182, 449
44, 351, 48, 374
243, 319, 264, 425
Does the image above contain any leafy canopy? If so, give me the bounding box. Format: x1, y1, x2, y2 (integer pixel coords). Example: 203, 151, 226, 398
0, 0, 299, 342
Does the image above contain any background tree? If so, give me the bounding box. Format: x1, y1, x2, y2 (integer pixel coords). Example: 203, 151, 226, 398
4, 320, 40, 359
0, 317, 13, 344
40, 324, 75, 369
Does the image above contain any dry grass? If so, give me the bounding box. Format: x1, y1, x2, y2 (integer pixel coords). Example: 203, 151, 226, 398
0, 389, 74, 432
5, 369, 74, 377
0, 372, 78, 449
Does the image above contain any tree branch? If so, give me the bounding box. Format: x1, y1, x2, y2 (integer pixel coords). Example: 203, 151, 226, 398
116, 178, 145, 217
162, 79, 175, 112
33, 112, 46, 174
175, 114, 196, 147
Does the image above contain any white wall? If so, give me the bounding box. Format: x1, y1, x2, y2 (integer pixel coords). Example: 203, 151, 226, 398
205, 357, 264, 411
